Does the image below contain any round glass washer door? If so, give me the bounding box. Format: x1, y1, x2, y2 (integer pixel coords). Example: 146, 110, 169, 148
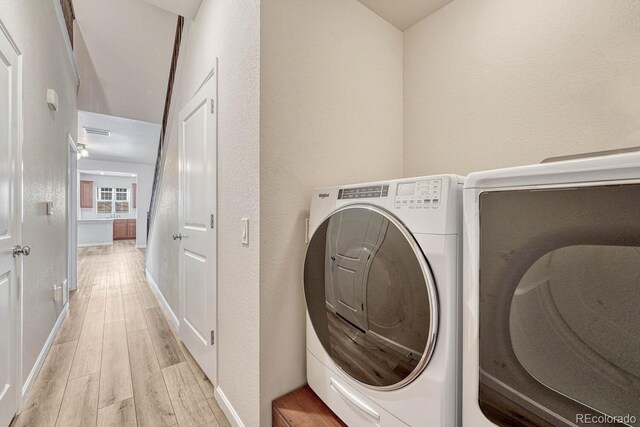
304, 204, 439, 390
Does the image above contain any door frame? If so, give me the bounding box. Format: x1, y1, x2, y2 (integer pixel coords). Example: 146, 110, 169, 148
0, 18, 24, 415
67, 136, 77, 291
178, 60, 218, 385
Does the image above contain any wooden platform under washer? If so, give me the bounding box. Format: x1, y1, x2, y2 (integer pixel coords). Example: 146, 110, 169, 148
273, 385, 346, 427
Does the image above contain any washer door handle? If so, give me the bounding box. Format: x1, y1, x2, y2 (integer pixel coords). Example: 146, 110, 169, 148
330, 378, 380, 421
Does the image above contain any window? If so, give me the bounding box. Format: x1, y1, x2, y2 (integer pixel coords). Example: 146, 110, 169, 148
115, 188, 130, 213
96, 187, 130, 214
96, 187, 113, 214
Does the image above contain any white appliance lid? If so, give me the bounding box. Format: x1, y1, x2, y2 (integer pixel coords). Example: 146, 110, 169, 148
464, 151, 640, 189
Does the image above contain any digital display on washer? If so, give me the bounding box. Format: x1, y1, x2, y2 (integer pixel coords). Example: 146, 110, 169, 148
338, 185, 389, 200
303, 206, 438, 389
397, 182, 416, 196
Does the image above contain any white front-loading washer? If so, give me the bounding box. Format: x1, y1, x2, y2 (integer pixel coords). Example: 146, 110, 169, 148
462, 151, 640, 426
304, 175, 464, 427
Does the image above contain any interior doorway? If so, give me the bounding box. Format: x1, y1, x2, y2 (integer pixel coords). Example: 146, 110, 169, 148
178, 64, 218, 387
77, 170, 139, 248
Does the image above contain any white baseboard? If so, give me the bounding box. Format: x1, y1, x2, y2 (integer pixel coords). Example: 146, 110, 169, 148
144, 269, 179, 330
21, 303, 69, 406
77, 242, 113, 248
136, 244, 147, 249
215, 387, 245, 427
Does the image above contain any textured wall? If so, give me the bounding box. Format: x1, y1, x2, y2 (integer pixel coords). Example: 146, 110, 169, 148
2, 0, 78, 387
145, 44, 183, 313
146, 0, 262, 425
145, 125, 179, 311
260, 0, 404, 424
404, 0, 640, 176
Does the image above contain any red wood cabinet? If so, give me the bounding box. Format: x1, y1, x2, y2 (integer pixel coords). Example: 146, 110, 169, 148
80, 180, 93, 208
114, 219, 137, 240
127, 219, 136, 239
113, 220, 128, 240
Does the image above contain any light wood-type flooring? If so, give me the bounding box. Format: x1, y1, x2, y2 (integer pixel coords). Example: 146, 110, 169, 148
11, 240, 230, 427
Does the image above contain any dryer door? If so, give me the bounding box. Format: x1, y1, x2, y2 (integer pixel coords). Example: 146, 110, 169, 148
304, 204, 438, 390
478, 183, 640, 426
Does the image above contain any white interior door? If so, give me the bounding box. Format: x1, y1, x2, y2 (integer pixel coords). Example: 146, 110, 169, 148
326, 210, 387, 331
178, 63, 217, 386
0, 21, 22, 427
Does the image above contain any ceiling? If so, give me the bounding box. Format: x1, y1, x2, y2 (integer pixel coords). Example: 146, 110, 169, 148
356, 0, 454, 30
78, 110, 161, 165
73, 0, 177, 123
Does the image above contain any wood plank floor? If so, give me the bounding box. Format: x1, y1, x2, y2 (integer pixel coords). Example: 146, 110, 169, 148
12, 240, 231, 427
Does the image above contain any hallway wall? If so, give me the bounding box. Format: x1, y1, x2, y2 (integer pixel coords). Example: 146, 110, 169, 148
145, 21, 185, 318
403, 0, 640, 176
146, 0, 262, 425
2, 0, 78, 392
260, 0, 403, 424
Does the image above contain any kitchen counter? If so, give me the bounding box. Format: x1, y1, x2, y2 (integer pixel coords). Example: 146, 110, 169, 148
78, 219, 114, 247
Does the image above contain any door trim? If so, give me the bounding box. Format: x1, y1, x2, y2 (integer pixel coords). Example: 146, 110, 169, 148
0, 18, 24, 414
67, 135, 77, 291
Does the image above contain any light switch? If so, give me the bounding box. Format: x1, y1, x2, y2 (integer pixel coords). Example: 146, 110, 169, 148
241, 218, 249, 245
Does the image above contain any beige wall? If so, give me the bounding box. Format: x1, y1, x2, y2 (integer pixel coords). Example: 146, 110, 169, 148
404, 0, 640, 177
260, 0, 403, 424
2, 0, 78, 389
145, 0, 262, 425
145, 56, 182, 312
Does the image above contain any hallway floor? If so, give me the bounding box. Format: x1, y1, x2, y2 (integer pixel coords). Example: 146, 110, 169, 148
12, 241, 230, 427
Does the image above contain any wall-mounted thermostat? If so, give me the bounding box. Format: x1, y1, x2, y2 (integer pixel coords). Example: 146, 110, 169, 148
47, 89, 59, 111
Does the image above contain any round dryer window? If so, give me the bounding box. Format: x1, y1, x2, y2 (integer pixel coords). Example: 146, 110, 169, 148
304, 205, 438, 389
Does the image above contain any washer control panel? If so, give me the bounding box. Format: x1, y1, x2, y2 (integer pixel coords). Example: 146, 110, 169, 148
338, 185, 389, 200
394, 179, 442, 209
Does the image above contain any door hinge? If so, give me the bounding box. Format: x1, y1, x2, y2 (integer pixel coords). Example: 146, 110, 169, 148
210, 99, 215, 114
211, 330, 215, 345
211, 214, 215, 229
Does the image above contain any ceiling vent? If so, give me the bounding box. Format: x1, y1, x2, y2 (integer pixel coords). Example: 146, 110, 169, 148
83, 127, 111, 137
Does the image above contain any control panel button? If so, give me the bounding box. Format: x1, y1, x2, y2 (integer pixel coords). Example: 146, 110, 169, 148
393, 179, 444, 209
